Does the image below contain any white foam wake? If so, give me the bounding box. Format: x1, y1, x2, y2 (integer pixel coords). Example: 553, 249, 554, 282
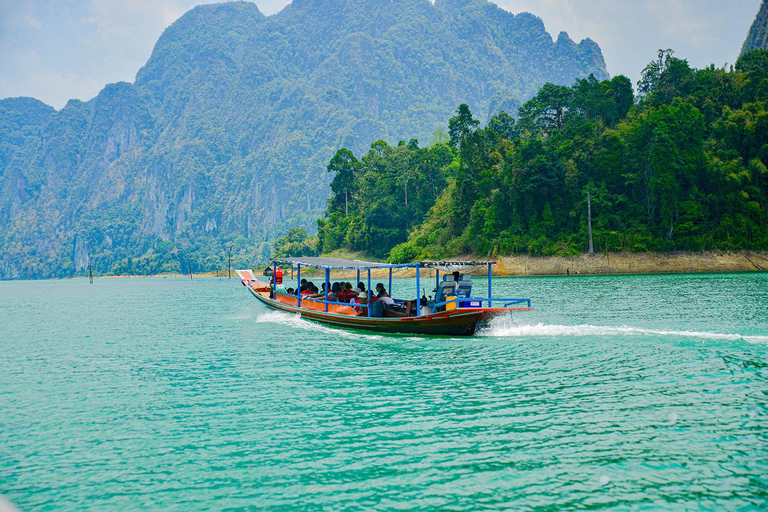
253, 310, 386, 341
251, 310, 768, 345
477, 319, 768, 344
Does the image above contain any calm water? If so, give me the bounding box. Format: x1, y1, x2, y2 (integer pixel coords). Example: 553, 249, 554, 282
1, 273, 767, 510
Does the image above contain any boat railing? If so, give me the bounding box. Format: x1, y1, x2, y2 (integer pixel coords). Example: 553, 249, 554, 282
274, 292, 371, 309
432, 297, 532, 309
274, 292, 530, 313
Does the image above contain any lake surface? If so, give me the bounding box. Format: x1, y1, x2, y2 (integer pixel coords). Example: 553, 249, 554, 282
1, 273, 767, 510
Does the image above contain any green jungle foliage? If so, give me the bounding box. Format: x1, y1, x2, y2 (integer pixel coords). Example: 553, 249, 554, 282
272, 228, 318, 258
0, 0, 607, 279
318, 50, 768, 262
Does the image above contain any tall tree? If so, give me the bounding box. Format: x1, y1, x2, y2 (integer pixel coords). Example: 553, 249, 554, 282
327, 148, 359, 215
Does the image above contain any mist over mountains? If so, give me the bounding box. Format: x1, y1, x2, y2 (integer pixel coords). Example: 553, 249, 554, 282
0, 0, 607, 279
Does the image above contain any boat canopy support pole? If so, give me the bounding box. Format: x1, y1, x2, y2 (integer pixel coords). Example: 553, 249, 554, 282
415, 264, 420, 317
297, 264, 301, 307
367, 269, 372, 317
325, 268, 330, 312
435, 269, 440, 290
357, 269, 360, 288
388, 268, 392, 297
487, 262, 492, 308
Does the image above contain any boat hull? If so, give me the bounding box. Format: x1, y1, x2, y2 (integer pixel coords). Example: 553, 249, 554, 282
249, 287, 529, 336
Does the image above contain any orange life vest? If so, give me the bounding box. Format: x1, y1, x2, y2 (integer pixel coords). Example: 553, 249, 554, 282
275, 266, 283, 284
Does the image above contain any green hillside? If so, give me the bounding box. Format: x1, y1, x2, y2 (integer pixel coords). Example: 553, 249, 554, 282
0, 0, 607, 279
318, 50, 768, 260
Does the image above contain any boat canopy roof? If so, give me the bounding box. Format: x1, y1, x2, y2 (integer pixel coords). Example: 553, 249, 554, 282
426, 260, 496, 272
273, 257, 496, 271
273, 257, 409, 269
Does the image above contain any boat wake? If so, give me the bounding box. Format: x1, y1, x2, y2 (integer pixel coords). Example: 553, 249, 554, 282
253, 310, 386, 341
249, 310, 768, 345
477, 318, 768, 344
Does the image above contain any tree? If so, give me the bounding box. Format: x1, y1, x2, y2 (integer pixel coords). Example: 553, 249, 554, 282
327, 148, 359, 215
638, 49, 675, 95
272, 228, 318, 258
448, 104, 479, 150
518, 83, 573, 135
488, 110, 517, 140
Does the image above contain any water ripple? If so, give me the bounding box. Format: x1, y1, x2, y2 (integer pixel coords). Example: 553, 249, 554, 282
1, 275, 767, 510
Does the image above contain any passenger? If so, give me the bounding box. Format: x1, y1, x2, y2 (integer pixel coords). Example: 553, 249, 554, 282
452, 271, 461, 282
338, 282, 353, 302
355, 290, 368, 315
330, 282, 342, 301
286, 288, 295, 295
299, 278, 308, 292
301, 282, 315, 298
357, 282, 366, 293
378, 288, 395, 308
375, 283, 389, 297
309, 284, 324, 299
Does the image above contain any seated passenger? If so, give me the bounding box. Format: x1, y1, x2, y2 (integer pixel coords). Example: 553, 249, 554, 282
301, 283, 316, 298
338, 282, 355, 302
325, 282, 341, 302
378, 289, 395, 308
308, 284, 324, 298
332, 282, 342, 297
357, 282, 366, 293
355, 291, 368, 315
375, 283, 389, 297
286, 288, 295, 295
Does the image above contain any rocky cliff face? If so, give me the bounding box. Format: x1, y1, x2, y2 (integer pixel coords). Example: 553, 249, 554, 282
0, 0, 608, 279
742, 0, 768, 55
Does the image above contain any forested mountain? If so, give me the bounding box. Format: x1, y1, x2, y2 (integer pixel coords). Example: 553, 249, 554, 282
0, 0, 607, 279
318, 50, 768, 261
742, 0, 768, 55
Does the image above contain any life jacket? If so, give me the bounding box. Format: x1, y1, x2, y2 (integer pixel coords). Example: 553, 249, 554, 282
275, 266, 283, 284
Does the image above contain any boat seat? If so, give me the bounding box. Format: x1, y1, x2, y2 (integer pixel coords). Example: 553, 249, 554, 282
435, 275, 456, 303
434, 275, 457, 311
456, 274, 472, 298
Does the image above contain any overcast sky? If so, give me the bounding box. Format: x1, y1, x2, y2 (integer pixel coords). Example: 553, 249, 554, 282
0, 0, 761, 109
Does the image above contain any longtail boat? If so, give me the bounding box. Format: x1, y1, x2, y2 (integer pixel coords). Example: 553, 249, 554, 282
237, 257, 532, 336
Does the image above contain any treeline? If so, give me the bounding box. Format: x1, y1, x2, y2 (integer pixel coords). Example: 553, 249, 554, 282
317, 50, 768, 261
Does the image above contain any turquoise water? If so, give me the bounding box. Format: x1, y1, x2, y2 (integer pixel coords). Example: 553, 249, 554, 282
1, 273, 767, 510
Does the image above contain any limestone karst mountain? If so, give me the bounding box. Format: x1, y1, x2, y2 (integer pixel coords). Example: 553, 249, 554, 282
0, 0, 607, 278
742, 0, 768, 55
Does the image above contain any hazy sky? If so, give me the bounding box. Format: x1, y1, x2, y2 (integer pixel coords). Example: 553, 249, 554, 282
0, 0, 761, 109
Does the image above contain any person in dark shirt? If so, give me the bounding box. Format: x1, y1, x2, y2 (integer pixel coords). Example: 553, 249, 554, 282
375, 283, 389, 297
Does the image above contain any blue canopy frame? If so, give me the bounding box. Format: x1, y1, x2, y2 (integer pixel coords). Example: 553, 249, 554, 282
271, 257, 530, 317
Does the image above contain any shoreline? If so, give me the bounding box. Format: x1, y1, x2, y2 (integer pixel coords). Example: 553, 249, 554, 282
494, 250, 768, 276
298, 250, 768, 279
26, 250, 768, 281
253, 250, 768, 280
